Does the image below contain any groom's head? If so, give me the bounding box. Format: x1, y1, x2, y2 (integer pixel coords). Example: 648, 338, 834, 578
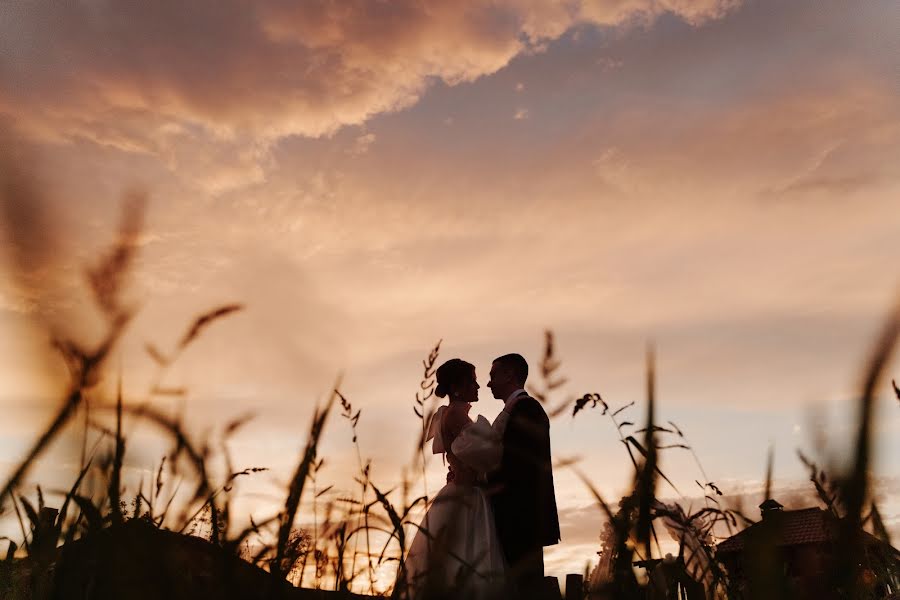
488, 353, 528, 401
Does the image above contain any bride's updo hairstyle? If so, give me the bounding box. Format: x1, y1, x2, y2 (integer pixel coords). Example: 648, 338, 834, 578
435, 358, 475, 401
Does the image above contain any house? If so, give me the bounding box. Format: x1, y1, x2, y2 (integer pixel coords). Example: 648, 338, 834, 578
716, 498, 900, 599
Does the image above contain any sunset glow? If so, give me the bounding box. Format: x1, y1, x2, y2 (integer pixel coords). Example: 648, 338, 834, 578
1, 0, 898, 592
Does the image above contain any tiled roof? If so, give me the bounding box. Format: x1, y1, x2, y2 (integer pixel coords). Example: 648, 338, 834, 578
717, 508, 831, 554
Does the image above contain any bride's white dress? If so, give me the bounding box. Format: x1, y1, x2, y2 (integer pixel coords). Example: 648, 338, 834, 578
399, 405, 506, 599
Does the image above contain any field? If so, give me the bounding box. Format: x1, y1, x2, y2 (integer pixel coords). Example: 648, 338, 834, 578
0, 196, 898, 600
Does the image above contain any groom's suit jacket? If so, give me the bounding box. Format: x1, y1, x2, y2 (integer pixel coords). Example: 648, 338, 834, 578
489, 393, 560, 559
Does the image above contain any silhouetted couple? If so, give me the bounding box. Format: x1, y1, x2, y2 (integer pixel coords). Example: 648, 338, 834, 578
399, 354, 560, 600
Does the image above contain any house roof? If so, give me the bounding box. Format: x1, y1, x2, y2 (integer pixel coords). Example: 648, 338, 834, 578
758, 498, 784, 512
717, 508, 831, 554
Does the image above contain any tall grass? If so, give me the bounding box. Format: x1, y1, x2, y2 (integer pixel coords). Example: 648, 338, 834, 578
0, 166, 896, 599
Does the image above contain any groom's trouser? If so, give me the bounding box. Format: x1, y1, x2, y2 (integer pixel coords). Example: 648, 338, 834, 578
506, 545, 544, 600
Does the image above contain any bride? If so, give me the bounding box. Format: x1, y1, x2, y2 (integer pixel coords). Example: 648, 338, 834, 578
397, 359, 506, 599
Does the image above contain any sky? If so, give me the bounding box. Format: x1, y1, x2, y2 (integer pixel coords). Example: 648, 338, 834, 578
1, 0, 899, 588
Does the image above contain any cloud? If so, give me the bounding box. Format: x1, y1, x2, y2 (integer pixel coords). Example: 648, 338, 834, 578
578, 0, 743, 27
348, 132, 377, 155
557, 503, 608, 546
0, 1, 741, 157
596, 56, 624, 71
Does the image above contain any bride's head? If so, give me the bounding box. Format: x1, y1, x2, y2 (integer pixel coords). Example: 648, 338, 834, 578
435, 358, 479, 404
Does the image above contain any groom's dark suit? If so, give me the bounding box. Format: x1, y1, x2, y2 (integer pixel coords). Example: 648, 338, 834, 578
489, 392, 560, 595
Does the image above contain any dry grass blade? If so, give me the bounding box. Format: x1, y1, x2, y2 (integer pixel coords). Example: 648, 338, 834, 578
122, 405, 209, 493
423, 339, 441, 378
611, 401, 634, 418
57, 459, 93, 542
154, 457, 166, 501
85, 191, 144, 319
145, 343, 169, 367
372, 486, 427, 573
797, 450, 838, 517
223, 411, 256, 438
71, 494, 105, 532
225, 513, 281, 555
18, 496, 39, 534
413, 339, 441, 458
109, 369, 125, 525
835, 297, 899, 592
370, 483, 405, 552
657, 443, 690, 450
178, 303, 244, 350
636, 344, 658, 562
571, 467, 616, 523
9, 492, 30, 554
528, 330, 573, 416
2, 390, 87, 508
158, 479, 182, 529
544, 331, 567, 389
572, 466, 640, 595
273, 388, 336, 583
572, 392, 606, 418
869, 503, 892, 546
623, 436, 679, 495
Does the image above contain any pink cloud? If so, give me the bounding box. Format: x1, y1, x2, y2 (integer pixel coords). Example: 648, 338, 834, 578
0, 0, 741, 149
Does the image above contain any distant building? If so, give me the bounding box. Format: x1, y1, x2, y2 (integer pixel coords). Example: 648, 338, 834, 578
716, 498, 900, 599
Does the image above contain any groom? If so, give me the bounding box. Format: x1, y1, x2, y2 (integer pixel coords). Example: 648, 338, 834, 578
487, 353, 560, 599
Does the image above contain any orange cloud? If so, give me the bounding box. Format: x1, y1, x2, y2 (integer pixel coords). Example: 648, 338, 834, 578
0, 0, 741, 149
